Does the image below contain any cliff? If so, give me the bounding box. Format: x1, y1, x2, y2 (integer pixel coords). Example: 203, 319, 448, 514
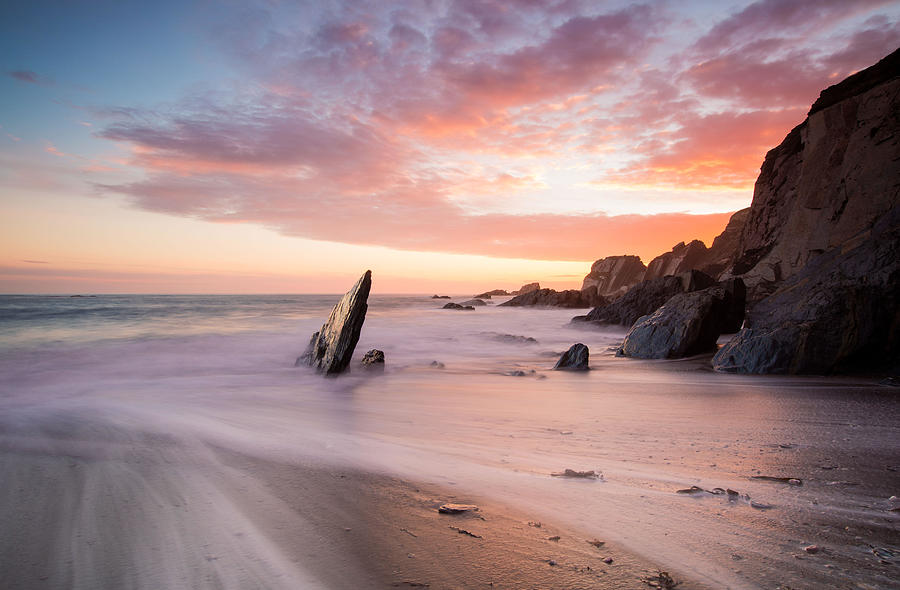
731, 48, 900, 300
715, 48, 900, 374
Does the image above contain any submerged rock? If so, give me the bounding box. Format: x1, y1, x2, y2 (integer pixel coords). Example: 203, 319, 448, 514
443, 302, 475, 310
620, 280, 745, 359
459, 298, 488, 306
473, 289, 509, 298
299, 270, 372, 376
553, 343, 589, 370
360, 349, 385, 371
431, 295, 451, 299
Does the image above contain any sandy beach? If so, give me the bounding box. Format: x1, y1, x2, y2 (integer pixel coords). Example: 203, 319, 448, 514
1, 298, 898, 589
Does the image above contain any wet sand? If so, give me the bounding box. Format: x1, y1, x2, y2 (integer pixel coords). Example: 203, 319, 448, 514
0, 413, 698, 590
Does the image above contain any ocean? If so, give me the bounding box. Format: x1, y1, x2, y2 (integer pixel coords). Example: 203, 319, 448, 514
1, 294, 898, 589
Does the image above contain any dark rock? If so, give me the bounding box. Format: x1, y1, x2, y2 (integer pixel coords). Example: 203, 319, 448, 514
699, 208, 750, 279
550, 469, 600, 478
500, 288, 599, 308
438, 503, 478, 514
714, 208, 900, 374
553, 343, 589, 370
730, 48, 900, 301
581, 255, 647, 301
299, 271, 372, 376
620, 281, 745, 359
430, 360, 445, 369
579, 270, 716, 327
474, 289, 510, 298
360, 349, 385, 371
459, 299, 487, 306
431, 295, 451, 299
511, 282, 540, 295
644, 240, 710, 282
443, 302, 475, 310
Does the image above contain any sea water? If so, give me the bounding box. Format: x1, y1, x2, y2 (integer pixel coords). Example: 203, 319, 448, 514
1, 294, 898, 589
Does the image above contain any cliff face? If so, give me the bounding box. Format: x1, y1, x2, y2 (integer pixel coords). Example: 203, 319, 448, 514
732, 48, 900, 299
715, 48, 900, 374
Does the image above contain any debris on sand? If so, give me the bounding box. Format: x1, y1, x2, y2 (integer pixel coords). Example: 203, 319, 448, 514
587, 539, 606, 548
528, 521, 542, 528
400, 528, 418, 538
642, 570, 680, 589
750, 476, 802, 485
750, 501, 774, 510
551, 469, 602, 479
547, 535, 561, 542
803, 545, 820, 554
438, 503, 479, 514
676, 486, 708, 494
603, 557, 614, 564
450, 526, 483, 539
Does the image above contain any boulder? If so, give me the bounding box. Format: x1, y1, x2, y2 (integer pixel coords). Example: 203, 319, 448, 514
714, 208, 900, 374
360, 349, 385, 371
581, 255, 647, 301
553, 344, 589, 370
443, 302, 475, 310
460, 298, 488, 306
512, 282, 540, 295
730, 48, 900, 302
699, 208, 750, 279
575, 270, 716, 327
500, 288, 601, 308
299, 270, 372, 375
644, 240, 710, 282
620, 282, 744, 359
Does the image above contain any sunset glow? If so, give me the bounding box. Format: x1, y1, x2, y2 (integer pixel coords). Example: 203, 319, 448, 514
2, 0, 898, 293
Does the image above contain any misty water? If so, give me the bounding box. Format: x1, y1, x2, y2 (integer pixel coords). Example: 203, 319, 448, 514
1, 295, 898, 589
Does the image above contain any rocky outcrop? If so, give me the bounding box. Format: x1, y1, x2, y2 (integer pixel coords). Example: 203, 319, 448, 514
474, 289, 509, 298
714, 208, 900, 374
575, 270, 716, 327
500, 288, 601, 308
620, 280, 745, 359
731, 48, 900, 301
644, 240, 710, 282
361, 349, 385, 371
581, 255, 647, 301
553, 344, 589, 370
460, 299, 488, 306
299, 270, 372, 376
431, 295, 451, 299
512, 282, 540, 295
443, 302, 475, 310
699, 208, 750, 279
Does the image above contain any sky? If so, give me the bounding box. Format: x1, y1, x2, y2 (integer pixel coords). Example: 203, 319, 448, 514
1, 0, 898, 293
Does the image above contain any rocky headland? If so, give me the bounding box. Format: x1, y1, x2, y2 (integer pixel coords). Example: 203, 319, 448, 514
571, 48, 899, 374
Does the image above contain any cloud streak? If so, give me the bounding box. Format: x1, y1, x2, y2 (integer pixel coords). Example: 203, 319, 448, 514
89, 0, 900, 261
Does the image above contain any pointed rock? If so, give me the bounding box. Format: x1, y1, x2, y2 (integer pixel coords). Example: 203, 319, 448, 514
301, 270, 372, 375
